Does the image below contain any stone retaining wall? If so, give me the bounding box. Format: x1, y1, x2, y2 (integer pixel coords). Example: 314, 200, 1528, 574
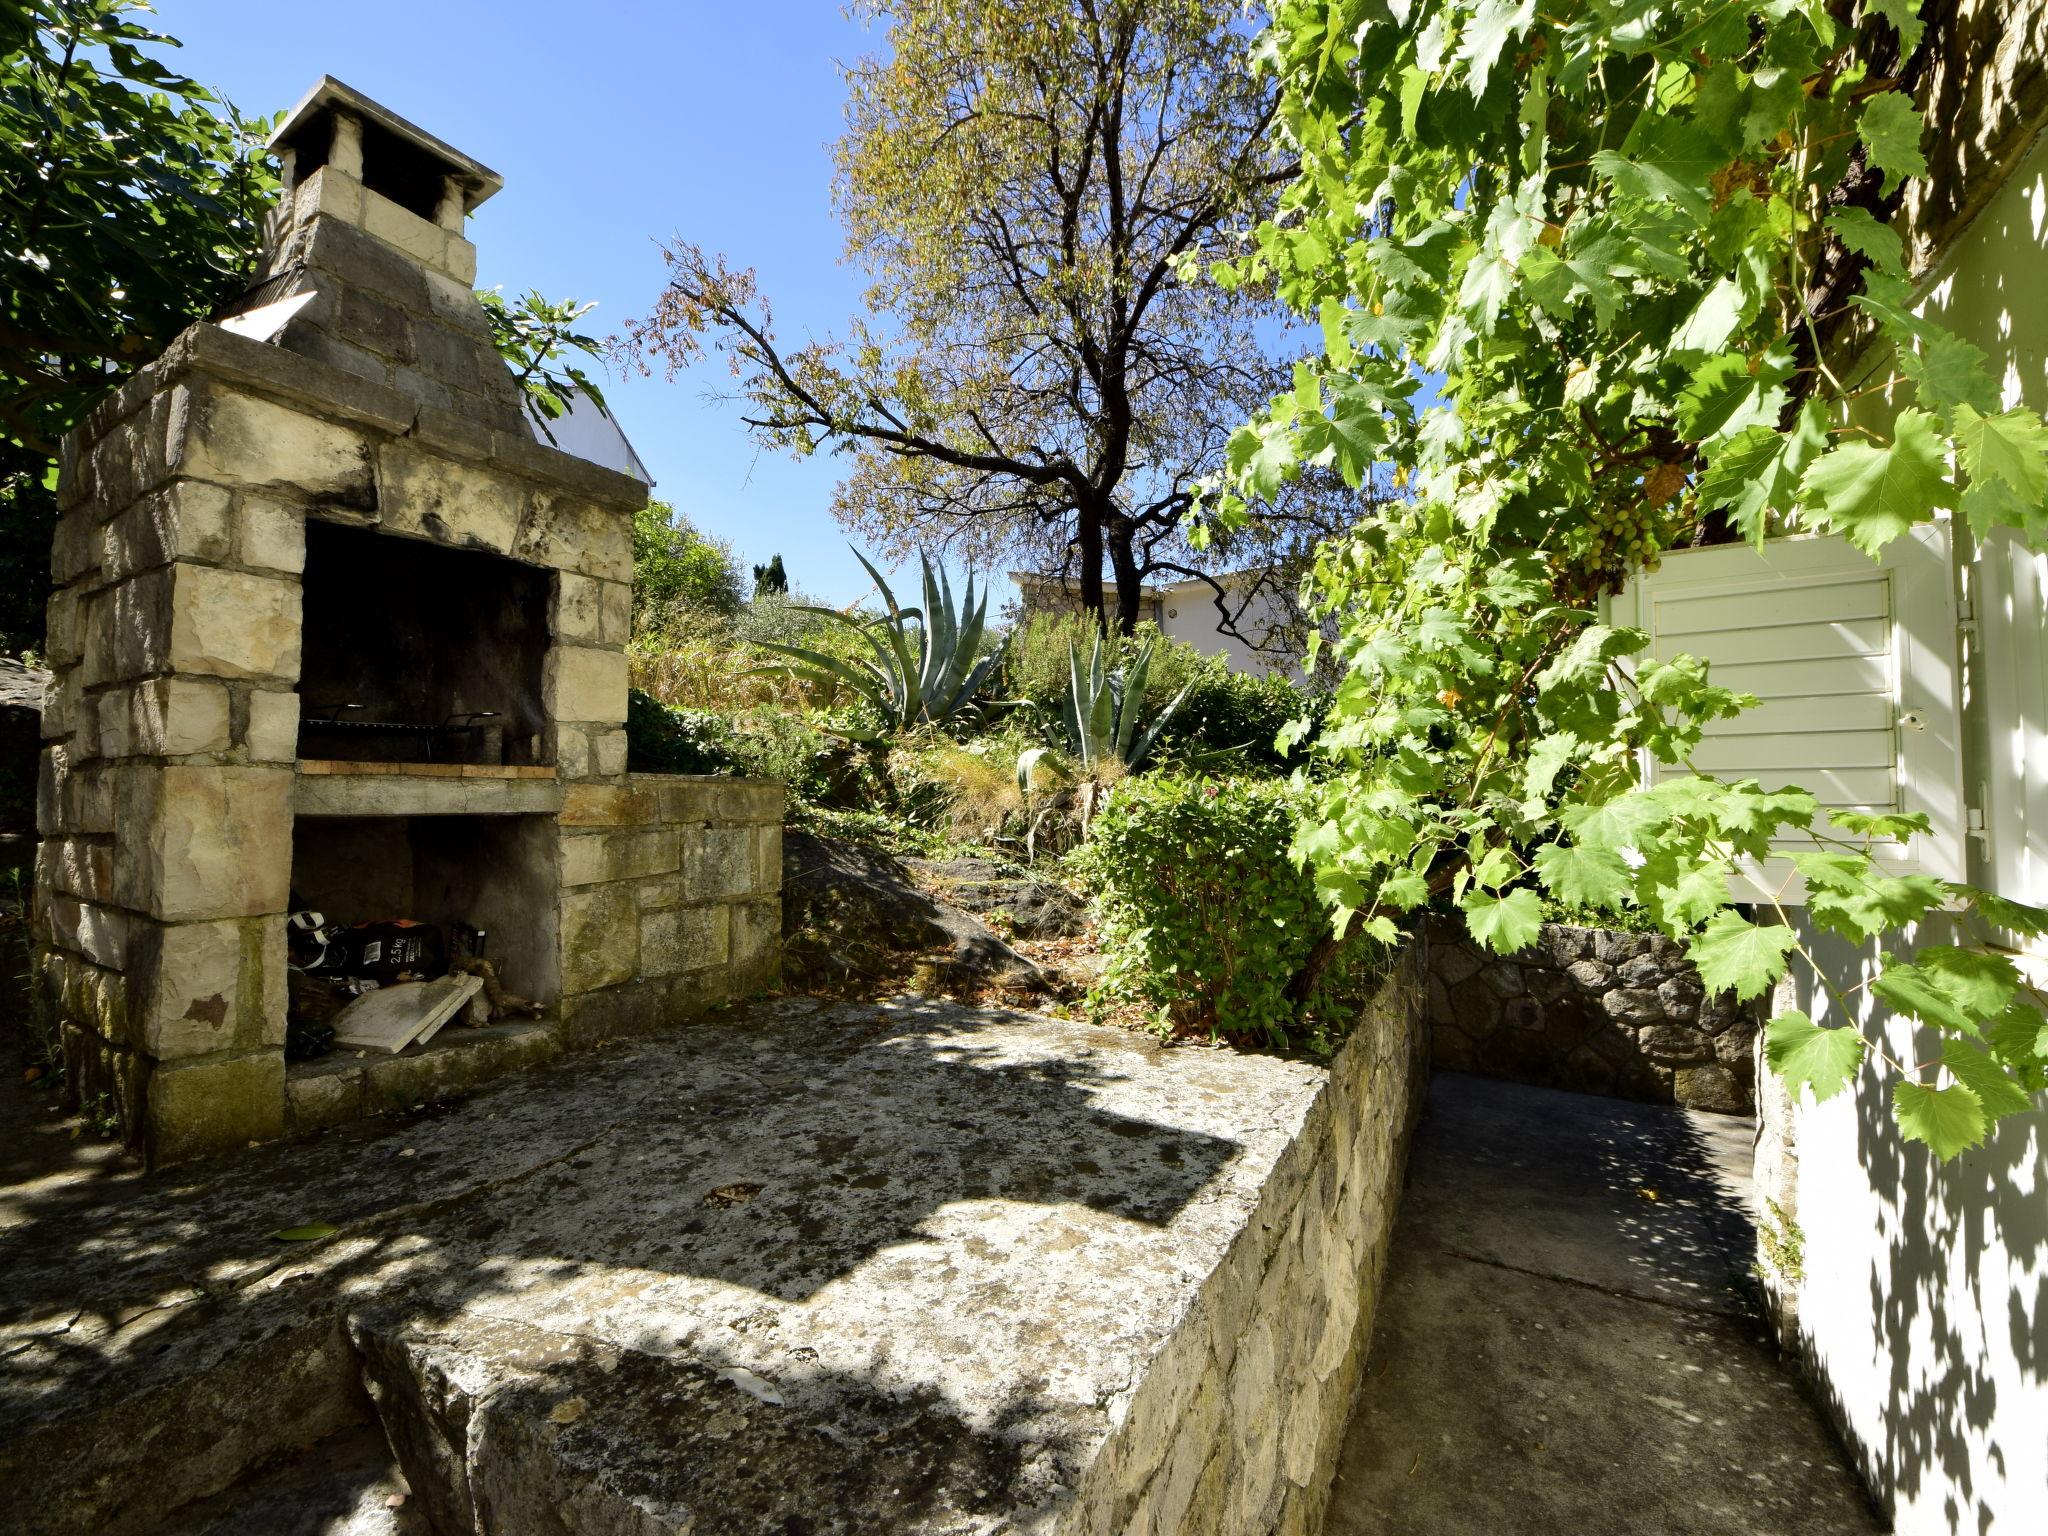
1426, 919, 1757, 1114
1074, 942, 1432, 1535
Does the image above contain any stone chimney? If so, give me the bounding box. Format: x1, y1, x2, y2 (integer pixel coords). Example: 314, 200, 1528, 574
215, 77, 528, 434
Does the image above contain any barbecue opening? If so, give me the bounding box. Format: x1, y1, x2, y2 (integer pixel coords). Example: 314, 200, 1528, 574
297, 519, 551, 765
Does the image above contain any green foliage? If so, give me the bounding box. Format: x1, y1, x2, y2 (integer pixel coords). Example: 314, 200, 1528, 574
1215, 0, 2048, 1158
752, 554, 789, 596
1022, 634, 1191, 788
1, 2, 277, 653
625, 689, 739, 775
1073, 776, 1325, 1044
1, 1, 278, 461
1006, 612, 1311, 768
632, 501, 746, 631
753, 549, 1006, 736
477, 286, 611, 443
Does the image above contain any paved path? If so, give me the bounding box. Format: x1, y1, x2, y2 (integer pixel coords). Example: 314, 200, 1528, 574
1322, 1073, 1885, 1536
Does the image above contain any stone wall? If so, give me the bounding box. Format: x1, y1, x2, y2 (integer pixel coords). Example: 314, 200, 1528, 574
1072, 942, 1432, 1535
1426, 919, 1758, 1114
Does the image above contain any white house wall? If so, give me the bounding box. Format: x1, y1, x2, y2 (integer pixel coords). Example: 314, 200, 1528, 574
1754, 122, 2048, 1536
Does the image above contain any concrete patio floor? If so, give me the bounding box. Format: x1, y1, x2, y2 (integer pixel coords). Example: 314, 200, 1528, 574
1321, 1072, 1885, 1535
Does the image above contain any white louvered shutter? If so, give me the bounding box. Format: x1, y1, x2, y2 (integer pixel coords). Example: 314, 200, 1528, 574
1611, 525, 1965, 893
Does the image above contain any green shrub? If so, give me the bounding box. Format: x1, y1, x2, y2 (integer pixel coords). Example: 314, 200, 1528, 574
1007, 613, 1201, 715
1072, 775, 1324, 1044
625, 689, 739, 774
1152, 668, 1315, 770
632, 501, 745, 631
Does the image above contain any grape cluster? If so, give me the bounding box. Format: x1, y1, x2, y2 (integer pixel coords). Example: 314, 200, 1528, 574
1566, 497, 1669, 598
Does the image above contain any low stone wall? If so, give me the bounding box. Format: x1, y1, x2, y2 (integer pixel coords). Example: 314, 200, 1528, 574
3, 960, 1428, 1534
1426, 919, 1757, 1114
1072, 942, 1432, 1535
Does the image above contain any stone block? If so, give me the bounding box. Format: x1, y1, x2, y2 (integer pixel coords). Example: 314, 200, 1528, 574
46, 896, 128, 969
337, 287, 416, 364
552, 724, 590, 778
1673, 1063, 1745, 1113
245, 689, 300, 761
1478, 961, 1525, 998
171, 566, 302, 682
45, 586, 82, 667
559, 833, 607, 887
38, 670, 74, 741
556, 566, 640, 664
1656, 974, 1705, 1021
561, 883, 639, 993
42, 837, 114, 903
753, 823, 782, 894
299, 199, 425, 303
130, 914, 285, 1059
1639, 1023, 1713, 1064
146, 1052, 285, 1165
1565, 958, 1615, 991
560, 782, 659, 828
286, 1067, 363, 1135
1617, 954, 1669, 989
103, 482, 233, 578
442, 232, 477, 286
551, 572, 605, 642
544, 646, 627, 726
61, 1019, 146, 1141
361, 187, 451, 271
423, 267, 493, 336
102, 677, 233, 757
170, 384, 376, 504
239, 496, 307, 573
592, 729, 627, 776
639, 905, 728, 978
516, 492, 633, 582
729, 901, 779, 991
379, 443, 524, 554
50, 505, 101, 585
410, 322, 482, 393
114, 765, 294, 921
1602, 988, 1666, 1027
606, 829, 679, 881
683, 825, 755, 902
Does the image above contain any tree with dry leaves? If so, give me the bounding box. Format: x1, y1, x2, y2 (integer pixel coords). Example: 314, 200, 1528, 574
627, 0, 1347, 639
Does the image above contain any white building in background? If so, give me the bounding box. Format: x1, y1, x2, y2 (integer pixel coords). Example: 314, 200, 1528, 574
1007, 568, 1306, 677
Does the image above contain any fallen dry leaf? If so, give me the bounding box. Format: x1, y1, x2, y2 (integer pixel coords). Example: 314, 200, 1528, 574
549, 1396, 587, 1424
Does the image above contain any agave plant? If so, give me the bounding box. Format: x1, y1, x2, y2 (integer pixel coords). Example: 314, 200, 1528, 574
751, 549, 1005, 735
1017, 633, 1192, 794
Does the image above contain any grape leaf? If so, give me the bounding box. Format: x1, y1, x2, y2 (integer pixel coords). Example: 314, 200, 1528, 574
1806, 872, 1948, 942
1864, 0, 1926, 54
1676, 352, 1788, 445
1698, 402, 1829, 545
1871, 947, 2021, 1035
1939, 1039, 2035, 1122
1799, 408, 1952, 555
1953, 403, 2048, 503
1949, 884, 2048, 938
1893, 1080, 1987, 1158
1457, 0, 1537, 100
1765, 1011, 1865, 1102
1825, 206, 1905, 276
1860, 91, 1929, 193
1533, 841, 1633, 909
1461, 887, 1545, 954
1593, 116, 1720, 219
1687, 911, 1798, 1002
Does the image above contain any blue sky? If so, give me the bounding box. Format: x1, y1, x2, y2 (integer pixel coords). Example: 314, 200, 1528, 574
166, 2, 901, 606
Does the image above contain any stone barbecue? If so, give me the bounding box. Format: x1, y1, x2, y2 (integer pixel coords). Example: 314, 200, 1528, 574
35, 78, 781, 1165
